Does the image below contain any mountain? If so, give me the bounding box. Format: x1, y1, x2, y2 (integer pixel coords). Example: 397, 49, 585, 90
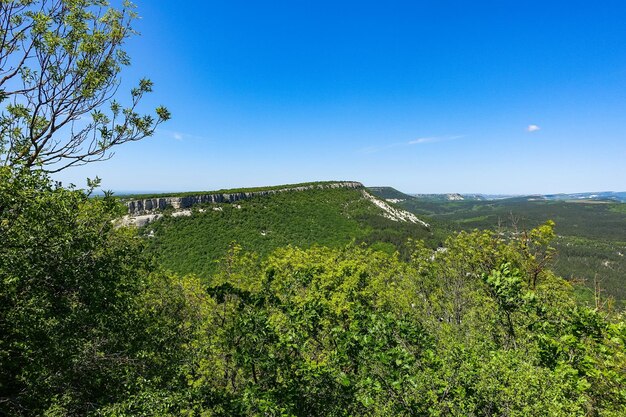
412, 193, 467, 201
130, 182, 436, 279
367, 187, 479, 202
542, 191, 626, 203
383, 191, 626, 203
368, 190, 626, 305
127, 183, 626, 305
366, 186, 414, 201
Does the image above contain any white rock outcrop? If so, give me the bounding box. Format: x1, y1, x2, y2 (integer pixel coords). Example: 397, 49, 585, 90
124, 181, 364, 215
117, 213, 163, 228
362, 191, 429, 227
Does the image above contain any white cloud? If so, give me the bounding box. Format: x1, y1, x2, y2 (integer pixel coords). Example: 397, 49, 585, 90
359, 134, 465, 154
527, 124, 541, 132
408, 137, 437, 145
157, 129, 208, 142
408, 135, 465, 145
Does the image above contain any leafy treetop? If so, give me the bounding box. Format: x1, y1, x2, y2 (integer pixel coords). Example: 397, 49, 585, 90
0, 0, 170, 172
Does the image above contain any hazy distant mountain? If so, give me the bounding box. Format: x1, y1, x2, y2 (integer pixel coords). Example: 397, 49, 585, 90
413, 194, 519, 202
368, 187, 626, 203
542, 191, 626, 203
368, 188, 486, 202
412, 193, 468, 201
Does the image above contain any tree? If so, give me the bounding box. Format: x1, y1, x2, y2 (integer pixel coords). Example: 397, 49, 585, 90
0, 0, 170, 172
0, 167, 142, 414
0, 167, 220, 415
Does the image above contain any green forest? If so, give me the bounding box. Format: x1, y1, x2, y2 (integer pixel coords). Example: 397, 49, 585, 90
142, 187, 439, 278
3, 168, 626, 416
368, 188, 626, 306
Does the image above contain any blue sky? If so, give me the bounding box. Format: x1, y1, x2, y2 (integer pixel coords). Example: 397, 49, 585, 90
56, 0, 626, 194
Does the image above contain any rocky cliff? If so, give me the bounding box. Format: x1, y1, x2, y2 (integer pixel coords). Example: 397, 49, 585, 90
124, 181, 364, 214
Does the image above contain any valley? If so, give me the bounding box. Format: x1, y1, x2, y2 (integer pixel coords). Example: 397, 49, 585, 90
369, 187, 626, 305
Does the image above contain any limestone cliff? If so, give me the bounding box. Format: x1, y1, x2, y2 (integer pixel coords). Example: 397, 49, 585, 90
124, 181, 364, 214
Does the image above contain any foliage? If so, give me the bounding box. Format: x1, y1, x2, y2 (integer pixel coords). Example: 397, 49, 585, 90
143, 187, 438, 278
370, 189, 626, 304
2, 167, 625, 415
0, 167, 203, 415
152, 226, 625, 415
0, 0, 170, 172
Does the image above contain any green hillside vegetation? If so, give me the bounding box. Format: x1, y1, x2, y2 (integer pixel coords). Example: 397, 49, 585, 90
366, 186, 414, 200
368, 188, 626, 304
402, 198, 625, 241
143, 187, 439, 278
4, 167, 626, 415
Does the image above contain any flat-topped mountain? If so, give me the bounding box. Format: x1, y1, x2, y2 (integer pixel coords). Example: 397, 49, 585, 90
137, 181, 437, 278
124, 181, 364, 214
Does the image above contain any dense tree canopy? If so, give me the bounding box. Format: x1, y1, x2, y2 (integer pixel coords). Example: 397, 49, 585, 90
2, 167, 624, 415
0, 167, 167, 414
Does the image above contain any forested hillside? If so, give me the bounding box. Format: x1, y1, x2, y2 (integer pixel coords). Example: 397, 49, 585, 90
368, 187, 626, 305
141, 186, 439, 278
3, 168, 625, 415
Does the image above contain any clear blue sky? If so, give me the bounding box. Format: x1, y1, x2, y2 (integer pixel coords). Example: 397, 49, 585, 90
56, 0, 626, 194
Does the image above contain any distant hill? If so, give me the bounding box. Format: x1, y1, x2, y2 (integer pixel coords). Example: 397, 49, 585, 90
367, 186, 414, 201
412, 193, 469, 201
377, 192, 626, 306
542, 191, 626, 203
138, 183, 437, 279
367, 187, 478, 202
372, 190, 626, 203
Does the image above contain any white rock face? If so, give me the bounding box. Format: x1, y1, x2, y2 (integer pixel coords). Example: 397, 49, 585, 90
362, 191, 429, 227
171, 210, 192, 217
117, 214, 163, 228
446, 193, 464, 201
124, 181, 364, 215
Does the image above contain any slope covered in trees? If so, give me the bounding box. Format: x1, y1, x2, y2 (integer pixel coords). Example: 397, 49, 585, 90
368, 187, 626, 305
141, 186, 439, 278
3, 169, 625, 415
